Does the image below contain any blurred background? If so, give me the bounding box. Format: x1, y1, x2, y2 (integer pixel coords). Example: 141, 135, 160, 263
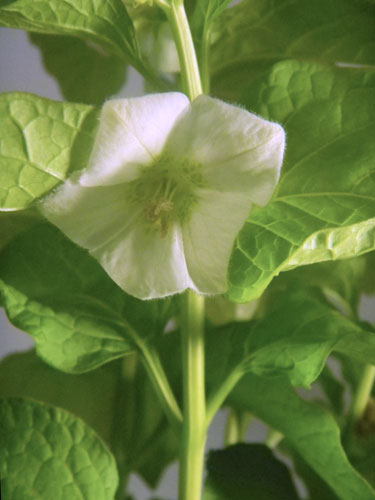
1, 26, 374, 500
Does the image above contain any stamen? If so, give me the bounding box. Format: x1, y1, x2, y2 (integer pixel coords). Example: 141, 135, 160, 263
127, 153, 206, 236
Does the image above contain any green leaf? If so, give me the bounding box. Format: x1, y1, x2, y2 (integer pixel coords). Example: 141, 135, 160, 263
0, 0, 140, 65
0, 349, 118, 444
211, 0, 375, 98
0, 351, 178, 489
0, 222, 175, 373
345, 420, 375, 488
270, 256, 370, 315
206, 289, 375, 389
229, 375, 375, 500
246, 289, 375, 386
317, 363, 346, 415
0, 92, 98, 210
0, 397, 118, 500
0, 208, 40, 251
228, 63, 375, 302
286, 446, 341, 500
203, 443, 300, 500
29, 33, 126, 105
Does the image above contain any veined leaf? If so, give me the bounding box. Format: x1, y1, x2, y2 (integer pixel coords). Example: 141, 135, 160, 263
0, 222, 175, 373
211, 0, 375, 98
0, 350, 119, 444
205, 289, 375, 389
0, 93, 98, 210
229, 375, 375, 500
228, 62, 375, 302
0, 397, 118, 500
0, 0, 140, 65
0, 350, 178, 488
29, 34, 127, 105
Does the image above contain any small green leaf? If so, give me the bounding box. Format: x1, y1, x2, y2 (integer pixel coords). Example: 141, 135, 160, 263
0, 222, 175, 373
229, 375, 375, 500
0, 0, 140, 65
203, 443, 300, 500
211, 0, 375, 98
0, 397, 118, 500
228, 63, 375, 302
0, 92, 98, 210
29, 34, 127, 105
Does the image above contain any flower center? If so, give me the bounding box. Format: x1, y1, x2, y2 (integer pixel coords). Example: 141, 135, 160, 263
127, 153, 206, 236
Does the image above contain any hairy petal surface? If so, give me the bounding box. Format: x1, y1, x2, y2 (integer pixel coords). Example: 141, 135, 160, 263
94, 223, 193, 299
166, 95, 285, 205
182, 189, 252, 293
80, 93, 190, 186
40, 180, 136, 251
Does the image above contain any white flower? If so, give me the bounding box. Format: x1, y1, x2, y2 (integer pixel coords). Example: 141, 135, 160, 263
40, 93, 285, 300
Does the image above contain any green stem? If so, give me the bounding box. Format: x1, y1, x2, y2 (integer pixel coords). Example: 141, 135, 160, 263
178, 290, 206, 500
346, 364, 375, 430
158, 3, 206, 499
224, 409, 251, 446
138, 340, 183, 435
112, 355, 137, 500
265, 429, 284, 449
200, 24, 211, 94
206, 368, 244, 427
165, 0, 203, 100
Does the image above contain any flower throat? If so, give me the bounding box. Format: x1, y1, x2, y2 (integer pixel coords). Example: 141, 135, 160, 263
127, 153, 206, 236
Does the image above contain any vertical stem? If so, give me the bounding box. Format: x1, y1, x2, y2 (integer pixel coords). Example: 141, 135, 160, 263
178, 290, 206, 500
346, 364, 375, 430
224, 409, 241, 446
160, 3, 206, 498
200, 24, 211, 94
224, 410, 252, 446
166, 0, 203, 100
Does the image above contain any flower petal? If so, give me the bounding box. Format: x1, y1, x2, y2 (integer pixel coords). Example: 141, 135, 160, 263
80, 93, 190, 187
40, 181, 194, 299
92, 223, 194, 300
40, 180, 138, 251
166, 95, 285, 206
182, 188, 252, 294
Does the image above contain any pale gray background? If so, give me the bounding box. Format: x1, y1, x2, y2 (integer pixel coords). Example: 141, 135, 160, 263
1, 27, 374, 500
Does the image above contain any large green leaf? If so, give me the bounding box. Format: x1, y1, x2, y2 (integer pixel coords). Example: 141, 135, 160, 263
228, 62, 375, 302
0, 397, 118, 500
244, 289, 375, 386
203, 443, 300, 500
211, 0, 375, 98
0, 222, 175, 373
205, 288, 375, 390
0, 93, 98, 210
0, 0, 140, 65
29, 34, 126, 105
229, 375, 375, 500
0, 350, 178, 488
